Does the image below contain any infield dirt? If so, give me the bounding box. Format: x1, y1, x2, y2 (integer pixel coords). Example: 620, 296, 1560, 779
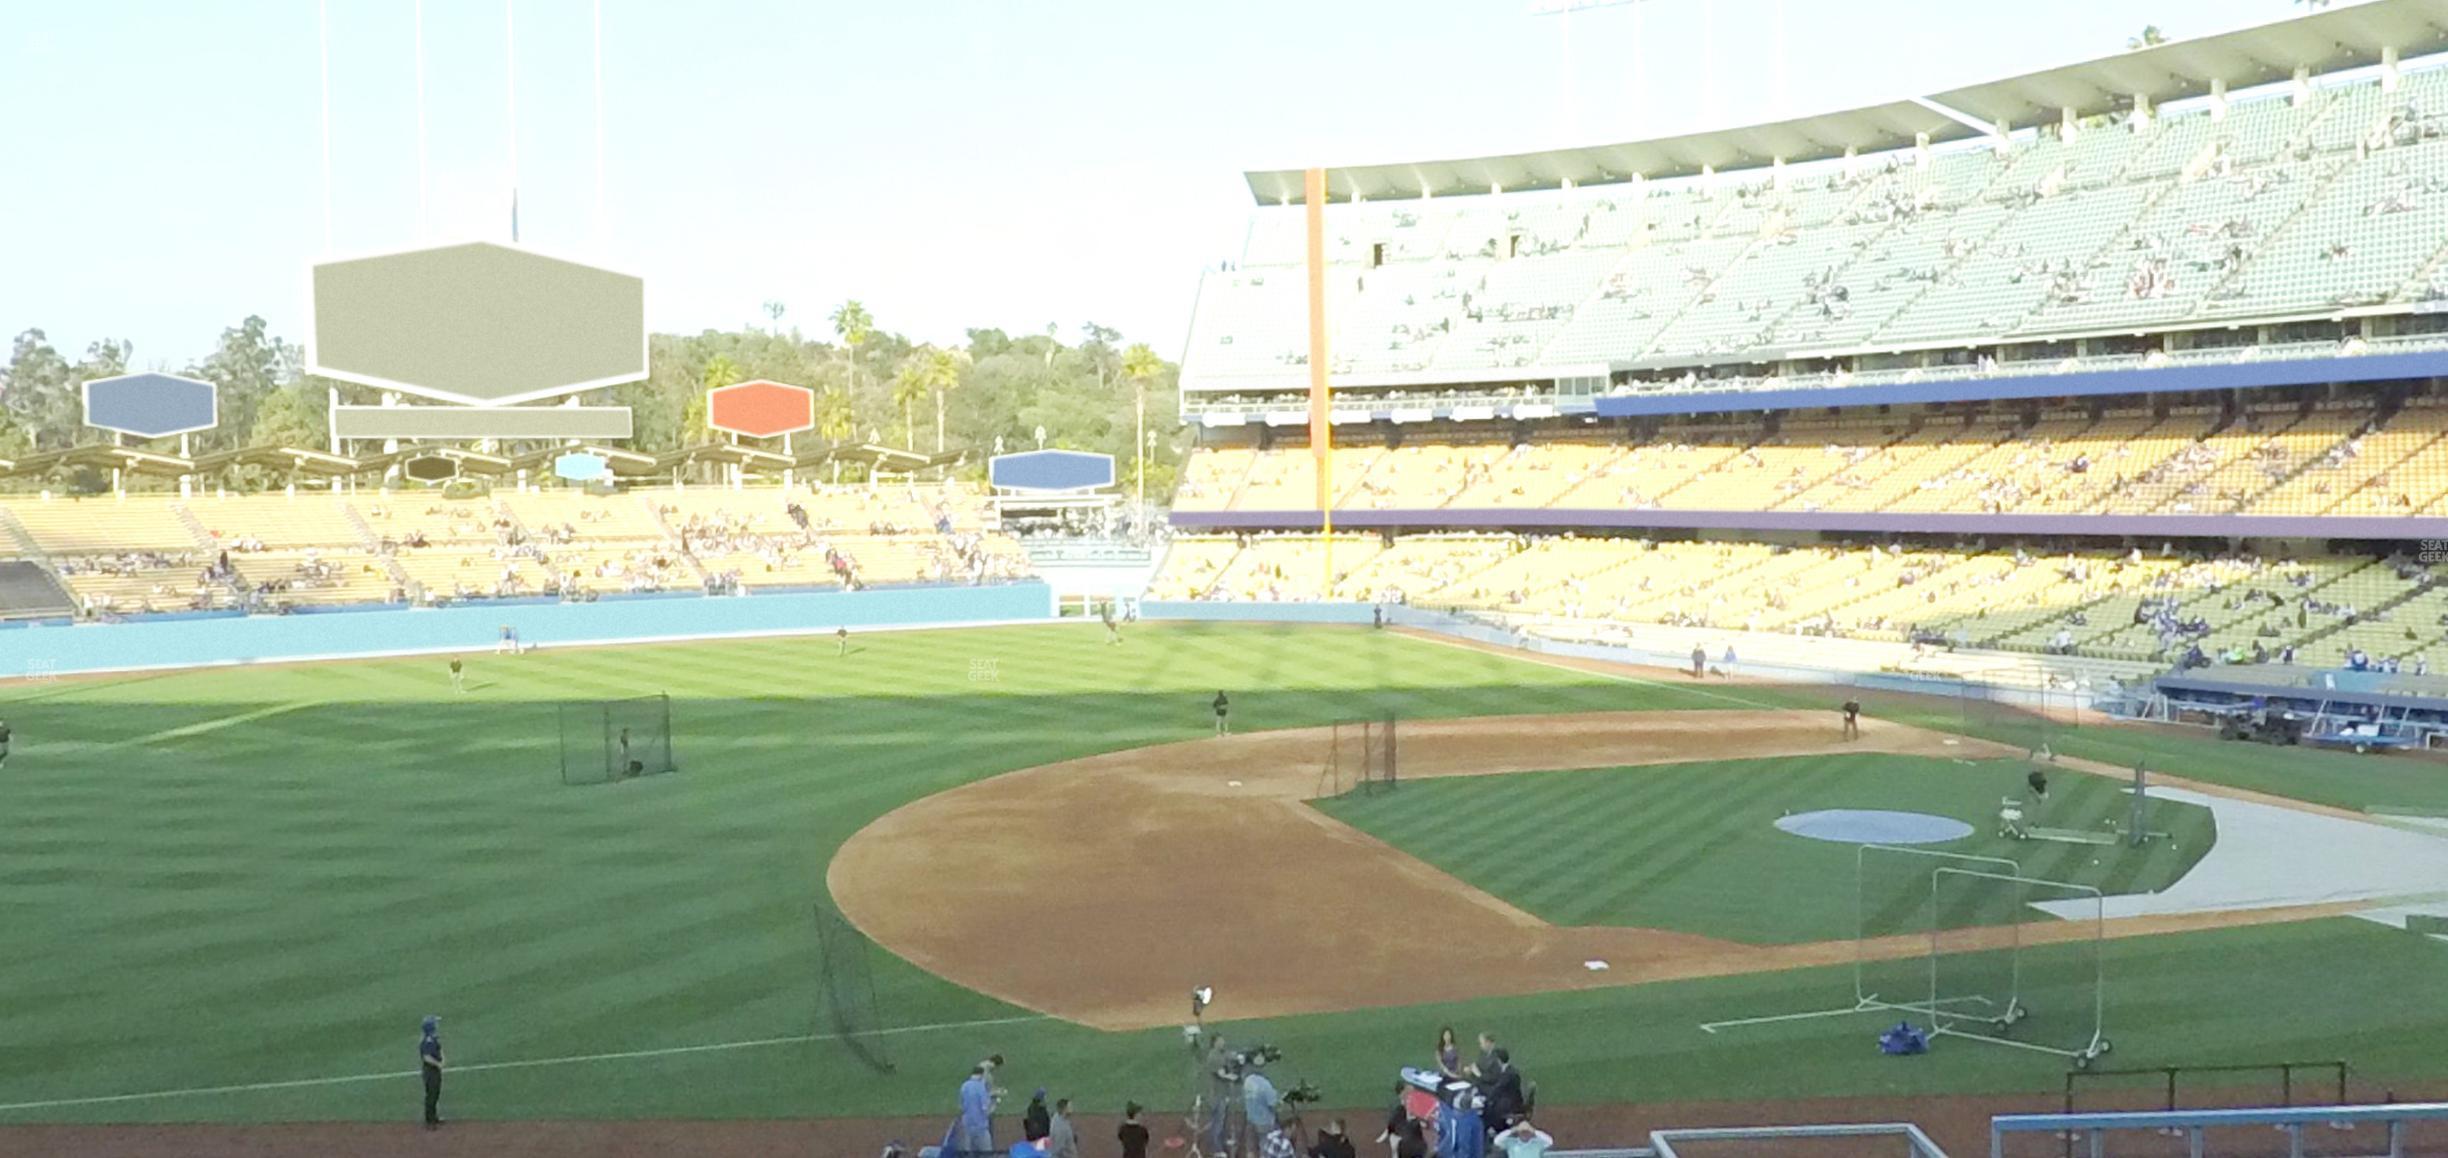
831, 711, 2364, 1030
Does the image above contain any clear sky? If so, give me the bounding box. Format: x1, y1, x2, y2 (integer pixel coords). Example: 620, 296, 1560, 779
1, 0, 2328, 369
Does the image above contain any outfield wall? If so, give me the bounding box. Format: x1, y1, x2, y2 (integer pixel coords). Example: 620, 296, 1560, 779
6, 582, 1055, 679
1141, 600, 2090, 712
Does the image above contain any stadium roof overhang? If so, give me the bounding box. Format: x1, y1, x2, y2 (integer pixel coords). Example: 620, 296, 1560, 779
190, 446, 361, 476
504, 443, 659, 476
353, 445, 516, 476
1245, 0, 2448, 203
8, 444, 199, 477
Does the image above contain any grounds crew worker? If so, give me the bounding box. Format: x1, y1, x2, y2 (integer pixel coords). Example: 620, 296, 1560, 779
419, 1015, 445, 1129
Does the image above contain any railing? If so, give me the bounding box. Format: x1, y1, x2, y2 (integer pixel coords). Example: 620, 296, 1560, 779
1647, 1123, 1948, 1156
2064, 1059, 2350, 1122
1992, 1101, 2448, 1158
2060, 1061, 2354, 1158
1018, 537, 1157, 564
1179, 332, 2448, 416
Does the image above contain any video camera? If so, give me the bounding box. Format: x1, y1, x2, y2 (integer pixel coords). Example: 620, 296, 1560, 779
1214, 1043, 1283, 1081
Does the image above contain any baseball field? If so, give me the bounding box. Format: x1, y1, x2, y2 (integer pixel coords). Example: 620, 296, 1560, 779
6, 620, 2448, 1141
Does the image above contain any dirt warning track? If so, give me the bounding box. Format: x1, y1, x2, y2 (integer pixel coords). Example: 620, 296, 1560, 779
828, 711, 2342, 1030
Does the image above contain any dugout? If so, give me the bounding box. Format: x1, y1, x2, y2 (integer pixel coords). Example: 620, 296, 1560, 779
2151, 665, 2448, 748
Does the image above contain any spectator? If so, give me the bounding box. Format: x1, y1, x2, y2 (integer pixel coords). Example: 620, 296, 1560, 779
1388, 1116, 1429, 1158
1434, 1027, 1462, 1079
1493, 1119, 1555, 1157
1476, 1047, 1527, 1130
1021, 1089, 1051, 1144
955, 1066, 997, 1155
1308, 1118, 1358, 1158
1046, 1097, 1080, 1158
1117, 1102, 1150, 1158
1470, 1032, 1500, 1078
1244, 1066, 1282, 1138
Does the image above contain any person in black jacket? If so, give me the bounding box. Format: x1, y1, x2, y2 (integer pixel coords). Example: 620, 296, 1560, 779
1307, 1118, 1358, 1158
1379, 1084, 1426, 1158
1476, 1048, 1526, 1132
1021, 1089, 1051, 1143
1117, 1102, 1151, 1158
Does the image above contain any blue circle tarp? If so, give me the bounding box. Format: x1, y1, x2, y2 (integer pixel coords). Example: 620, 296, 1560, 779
1773, 809, 1973, 845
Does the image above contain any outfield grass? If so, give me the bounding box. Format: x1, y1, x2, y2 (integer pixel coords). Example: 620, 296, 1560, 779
1, 622, 2443, 1125
1316, 754, 2214, 943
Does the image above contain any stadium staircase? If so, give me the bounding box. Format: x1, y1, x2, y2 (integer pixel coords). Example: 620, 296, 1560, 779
2188, 154, 2353, 309
634, 494, 714, 586
0, 507, 45, 558
344, 503, 414, 593
490, 497, 531, 544
2238, 400, 2390, 513
0, 507, 75, 619
2392, 222, 2448, 300
170, 502, 215, 552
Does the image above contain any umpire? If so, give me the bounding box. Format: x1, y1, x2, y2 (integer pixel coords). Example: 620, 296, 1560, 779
419, 1015, 446, 1129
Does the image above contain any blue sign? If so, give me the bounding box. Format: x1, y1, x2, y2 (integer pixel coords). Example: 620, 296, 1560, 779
989, 449, 1115, 492
82, 373, 219, 438
553, 452, 610, 482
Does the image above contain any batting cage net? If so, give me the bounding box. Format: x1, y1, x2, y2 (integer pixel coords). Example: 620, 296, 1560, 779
812, 901, 894, 1074
1699, 844, 2109, 1067
1928, 867, 2108, 1067
558, 693, 677, 786
1321, 717, 1398, 797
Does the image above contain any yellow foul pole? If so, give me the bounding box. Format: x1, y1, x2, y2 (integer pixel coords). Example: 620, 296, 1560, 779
1304, 167, 1333, 594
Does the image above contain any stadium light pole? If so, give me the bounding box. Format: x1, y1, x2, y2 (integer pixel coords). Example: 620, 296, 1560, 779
592, 0, 607, 245
1529, 0, 1690, 140
318, 0, 333, 253
415, 0, 428, 242
505, 0, 519, 244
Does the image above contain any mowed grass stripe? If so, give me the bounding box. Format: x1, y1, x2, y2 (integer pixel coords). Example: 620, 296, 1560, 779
0, 623, 2331, 1124
1321, 755, 2214, 944
1563, 757, 1867, 925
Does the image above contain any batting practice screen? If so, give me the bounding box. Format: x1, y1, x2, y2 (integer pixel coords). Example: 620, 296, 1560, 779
813, 902, 894, 1073
559, 694, 677, 786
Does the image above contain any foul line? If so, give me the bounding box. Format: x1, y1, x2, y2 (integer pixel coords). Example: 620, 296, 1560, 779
1397, 627, 1783, 710
108, 700, 331, 750
0, 1013, 1047, 1115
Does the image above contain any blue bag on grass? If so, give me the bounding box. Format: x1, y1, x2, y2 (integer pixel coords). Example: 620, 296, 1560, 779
1879, 1021, 1928, 1055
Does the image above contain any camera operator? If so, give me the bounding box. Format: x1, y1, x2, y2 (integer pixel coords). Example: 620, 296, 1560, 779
1242, 1061, 1283, 1141
1203, 1036, 1239, 1155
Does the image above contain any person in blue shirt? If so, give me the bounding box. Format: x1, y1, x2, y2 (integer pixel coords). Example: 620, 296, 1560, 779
1243, 1068, 1282, 1138
418, 1015, 445, 1129
957, 1064, 995, 1155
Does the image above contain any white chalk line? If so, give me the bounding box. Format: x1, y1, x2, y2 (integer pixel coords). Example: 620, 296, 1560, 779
110, 700, 332, 750
0, 1013, 1048, 1114
1399, 628, 1783, 711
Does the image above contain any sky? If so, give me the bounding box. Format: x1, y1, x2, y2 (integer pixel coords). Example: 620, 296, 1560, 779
0, 0, 2339, 371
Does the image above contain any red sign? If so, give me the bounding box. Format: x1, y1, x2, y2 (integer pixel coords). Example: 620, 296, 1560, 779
707, 379, 816, 438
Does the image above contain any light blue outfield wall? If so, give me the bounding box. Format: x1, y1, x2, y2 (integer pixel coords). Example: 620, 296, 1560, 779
5, 583, 1054, 678
1138, 600, 1379, 625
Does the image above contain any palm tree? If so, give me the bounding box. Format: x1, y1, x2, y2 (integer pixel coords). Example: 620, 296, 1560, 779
830, 299, 873, 400
889, 350, 933, 450
691, 355, 742, 445
1121, 342, 1163, 514
814, 385, 855, 442
814, 384, 855, 484
925, 346, 967, 453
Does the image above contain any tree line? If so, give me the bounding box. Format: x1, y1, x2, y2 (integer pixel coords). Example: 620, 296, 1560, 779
0, 303, 1185, 496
